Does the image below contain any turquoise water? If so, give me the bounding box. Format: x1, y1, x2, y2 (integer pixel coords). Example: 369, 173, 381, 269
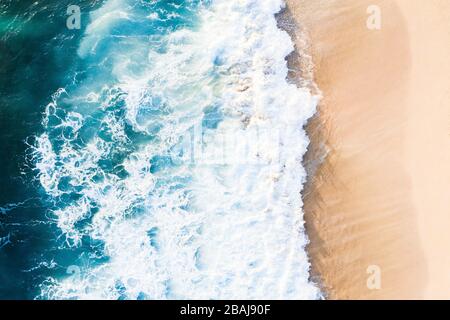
0, 0, 105, 299
1, 0, 321, 300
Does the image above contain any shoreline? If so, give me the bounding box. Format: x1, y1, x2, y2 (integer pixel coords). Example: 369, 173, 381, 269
283, 0, 450, 299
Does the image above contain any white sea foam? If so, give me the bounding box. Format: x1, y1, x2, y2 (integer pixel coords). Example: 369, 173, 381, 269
34, 0, 322, 299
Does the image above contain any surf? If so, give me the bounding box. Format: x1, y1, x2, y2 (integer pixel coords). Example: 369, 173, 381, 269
32, 0, 321, 300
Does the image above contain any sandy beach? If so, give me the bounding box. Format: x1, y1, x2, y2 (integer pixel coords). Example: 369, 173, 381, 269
283, 0, 450, 299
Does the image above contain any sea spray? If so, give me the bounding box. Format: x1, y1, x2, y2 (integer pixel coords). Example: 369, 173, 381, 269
33, 0, 321, 299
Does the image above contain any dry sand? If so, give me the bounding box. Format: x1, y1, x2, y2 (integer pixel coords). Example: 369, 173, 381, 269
282, 0, 450, 299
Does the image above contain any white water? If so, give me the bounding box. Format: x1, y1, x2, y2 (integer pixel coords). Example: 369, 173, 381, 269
33, 0, 322, 299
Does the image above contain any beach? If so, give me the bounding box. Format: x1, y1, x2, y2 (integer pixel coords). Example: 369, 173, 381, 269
283, 0, 450, 299
2, 0, 449, 300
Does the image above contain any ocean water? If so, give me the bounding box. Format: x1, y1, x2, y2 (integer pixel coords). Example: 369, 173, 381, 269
0, 0, 321, 299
